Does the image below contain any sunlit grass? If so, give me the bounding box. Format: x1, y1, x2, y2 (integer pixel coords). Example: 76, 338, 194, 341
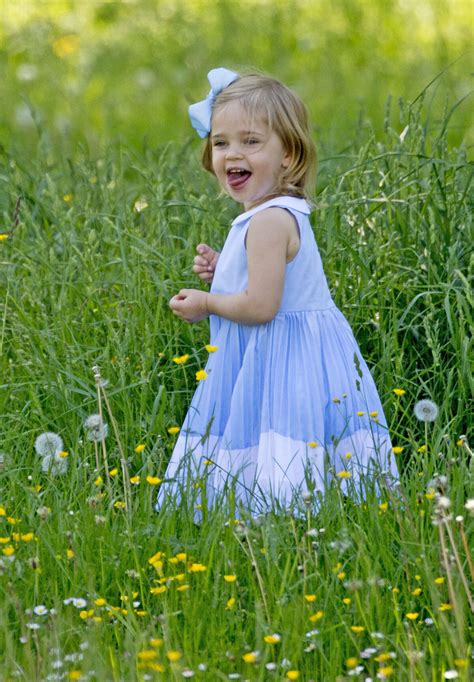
0, 97, 472, 679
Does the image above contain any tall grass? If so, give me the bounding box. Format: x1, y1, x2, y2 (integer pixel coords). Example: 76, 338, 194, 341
0, 98, 472, 680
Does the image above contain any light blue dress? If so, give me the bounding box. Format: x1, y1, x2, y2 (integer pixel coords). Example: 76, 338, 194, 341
157, 196, 398, 516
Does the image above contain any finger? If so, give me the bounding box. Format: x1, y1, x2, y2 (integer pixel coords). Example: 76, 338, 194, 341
196, 243, 212, 256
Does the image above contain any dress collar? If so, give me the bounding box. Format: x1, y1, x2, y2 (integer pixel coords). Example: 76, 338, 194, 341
231, 196, 311, 226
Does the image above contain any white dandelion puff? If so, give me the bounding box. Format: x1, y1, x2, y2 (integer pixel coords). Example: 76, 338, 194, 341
84, 414, 103, 430
35, 432, 63, 458
41, 452, 68, 476
84, 414, 109, 442
413, 399, 439, 422
465, 499, 474, 515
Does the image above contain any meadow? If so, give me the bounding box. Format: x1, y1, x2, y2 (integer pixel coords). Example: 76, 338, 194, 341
0, 1, 473, 681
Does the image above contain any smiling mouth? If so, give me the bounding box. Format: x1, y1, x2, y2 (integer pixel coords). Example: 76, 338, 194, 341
227, 169, 252, 189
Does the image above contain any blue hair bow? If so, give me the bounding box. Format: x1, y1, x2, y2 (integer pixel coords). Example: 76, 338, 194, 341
188, 67, 239, 138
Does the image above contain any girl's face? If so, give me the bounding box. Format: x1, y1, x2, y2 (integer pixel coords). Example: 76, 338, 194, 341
210, 101, 291, 210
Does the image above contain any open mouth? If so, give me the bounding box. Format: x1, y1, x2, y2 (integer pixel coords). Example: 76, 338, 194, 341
226, 169, 252, 189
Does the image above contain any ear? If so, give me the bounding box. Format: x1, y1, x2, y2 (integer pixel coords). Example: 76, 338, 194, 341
282, 149, 292, 169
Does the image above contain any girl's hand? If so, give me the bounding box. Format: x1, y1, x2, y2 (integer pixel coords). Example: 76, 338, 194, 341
193, 243, 220, 283
169, 289, 209, 323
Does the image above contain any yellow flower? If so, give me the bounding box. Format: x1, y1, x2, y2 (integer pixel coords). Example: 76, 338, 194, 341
173, 354, 189, 365
264, 634, 281, 644
58, 451, 69, 458
287, 672, 300, 680
304, 594, 316, 602
109, 468, 118, 477
425, 491, 435, 500
146, 476, 162, 485
369, 411, 379, 418
0, 537, 10, 544
205, 344, 218, 352
307, 441, 318, 448
2, 546, 15, 556
350, 625, 365, 633
392, 587, 400, 594
226, 597, 236, 609
417, 444, 427, 453
114, 501, 126, 509
195, 369, 208, 381
434, 577, 445, 584
137, 650, 157, 661
393, 388, 406, 396
62, 192, 74, 202
53, 35, 80, 58
0, 506, 5, 516
406, 612, 419, 620
343, 597, 351, 605
337, 471, 352, 479
189, 563, 207, 572
66, 548, 75, 559
224, 574, 237, 582
346, 657, 359, 668
130, 475, 140, 485
167, 426, 180, 435
20, 533, 34, 542
166, 650, 182, 662
177, 584, 190, 592
150, 638, 163, 648
379, 502, 388, 511
150, 585, 167, 595
454, 659, 468, 668
94, 598, 106, 606
411, 587, 422, 596
392, 446, 404, 454
0, 234, 9, 241
68, 672, 83, 681
309, 610, 324, 622
242, 651, 258, 663
134, 444, 145, 454
94, 476, 103, 486
379, 666, 394, 677
357, 411, 365, 416
439, 603, 452, 611
175, 552, 187, 561
79, 609, 94, 619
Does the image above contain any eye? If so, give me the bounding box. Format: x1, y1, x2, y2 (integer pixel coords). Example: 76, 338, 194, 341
212, 140, 226, 147
244, 138, 259, 145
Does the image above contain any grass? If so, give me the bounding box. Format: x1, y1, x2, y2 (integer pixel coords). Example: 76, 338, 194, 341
0, 96, 472, 680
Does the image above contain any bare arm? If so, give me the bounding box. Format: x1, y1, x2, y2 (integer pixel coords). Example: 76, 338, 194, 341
170, 208, 298, 325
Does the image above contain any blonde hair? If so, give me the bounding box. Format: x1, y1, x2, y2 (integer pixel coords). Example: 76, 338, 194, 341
201, 73, 317, 199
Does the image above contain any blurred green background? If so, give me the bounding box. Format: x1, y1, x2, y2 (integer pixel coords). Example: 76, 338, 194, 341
0, 0, 472, 157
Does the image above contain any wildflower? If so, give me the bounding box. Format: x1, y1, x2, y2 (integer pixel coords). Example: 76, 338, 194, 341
182, 670, 195, 678
378, 666, 394, 678
444, 673, 459, 680
167, 650, 182, 662
33, 605, 48, 616
0, 233, 9, 241
175, 552, 187, 561
94, 598, 106, 606
0, 506, 5, 516
137, 650, 157, 661
26, 622, 40, 630
337, 471, 352, 479
350, 625, 365, 633
264, 634, 281, 644
242, 651, 258, 663
357, 411, 365, 416
34, 432, 63, 458
392, 446, 403, 454
434, 577, 445, 584
379, 502, 388, 511
411, 587, 422, 596
66, 549, 75, 559
304, 594, 316, 602
168, 426, 180, 435
346, 657, 359, 668
205, 345, 218, 352
146, 476, 162, 485
226, 597, 235, 609
343, 597, 351, 605
177, 584, 190, 591
309, 611, 324, 622
150, 586, 167, 595
413, 399, 438, 422
465, 499, 474, 514
189, 563, 206, 572
41, 451, 68, 476
224, 575, 237, 582
133, 199, 148, 212
84, 415, 108, 442
406, 613, 419, 620
150, 638, 163, 647
130, 475, 140, 485
173, 354, 189, 365
134, 444, 145, 454
3, 546, 15, 556
369, 411, 378, 418
307, 441, 318, 448
287, 673, 300, 680
114, 501, 126, 509
109, 468, 118, 477
195, 369, 207, 381
393, 388, 405, 396
439, 603, 452, 611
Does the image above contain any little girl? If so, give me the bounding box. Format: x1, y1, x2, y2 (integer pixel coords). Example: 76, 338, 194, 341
157, 67, 398, 517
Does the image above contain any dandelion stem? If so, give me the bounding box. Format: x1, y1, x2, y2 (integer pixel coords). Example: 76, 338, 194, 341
234, 531, 270, 623
458, 522, 474, 582
444, 517, 474, 612
100, 384, 132, 516
438, 521, 464, 636
93, 366, 112, 499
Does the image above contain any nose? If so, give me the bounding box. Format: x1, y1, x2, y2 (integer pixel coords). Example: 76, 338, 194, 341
225, 142, 243, 159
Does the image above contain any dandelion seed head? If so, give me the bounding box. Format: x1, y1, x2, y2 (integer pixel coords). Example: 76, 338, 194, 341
35, 432, 63, 458
413, 399, 438, 422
